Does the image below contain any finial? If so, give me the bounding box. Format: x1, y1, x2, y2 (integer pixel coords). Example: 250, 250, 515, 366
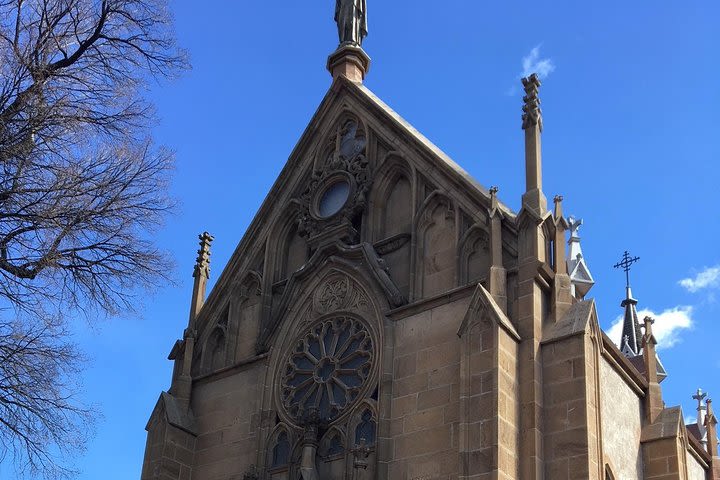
553, 195, 564, 218
568, 216, 583, 239
695, 388, 708, 404
521, 73, 543, 131
614, 250, 640, 291
642, 316, 656, 345
193, 232, 214, 279
489, 186, 499, 209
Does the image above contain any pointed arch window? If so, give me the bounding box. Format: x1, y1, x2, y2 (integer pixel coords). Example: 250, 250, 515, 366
272, 431, 290, 468
354, 409, 376, 446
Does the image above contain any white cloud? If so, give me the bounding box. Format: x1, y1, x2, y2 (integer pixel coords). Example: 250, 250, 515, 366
522, 45, 556, 79
679, 266, 720, 293
606, 305, 693, 350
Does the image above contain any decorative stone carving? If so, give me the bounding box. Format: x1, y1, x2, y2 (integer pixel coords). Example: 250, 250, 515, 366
279, 316, 375, 425
521, 73, 543, 131
313, 275, 371, 315
373, 232, 410, 255
297, 118, 371, 246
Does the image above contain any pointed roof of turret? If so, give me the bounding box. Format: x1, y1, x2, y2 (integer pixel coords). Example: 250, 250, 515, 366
567, 216, 594, 299
614, 251, 642, 357
620, 288, 642, 357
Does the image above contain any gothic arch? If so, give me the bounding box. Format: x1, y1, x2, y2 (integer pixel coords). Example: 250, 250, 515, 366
368, 155, 414, 240
313, 110, 368, 172
270, 207, 307, 283
228, 271, 263, 361
266, 424, 294, 473
458, 224, 491, 285
348, 399, 378, 447
367, 155, 414, 299
414, 191, 456, 298
319, 426, 347, 459
203, 325, 227, 374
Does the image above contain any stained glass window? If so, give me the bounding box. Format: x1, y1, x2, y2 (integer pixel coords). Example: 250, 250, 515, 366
272, 431, 290, 467
354, 410, 376, 446
281, 317, 373, 423
318, 181, 350, 218
325, 433, 344, 456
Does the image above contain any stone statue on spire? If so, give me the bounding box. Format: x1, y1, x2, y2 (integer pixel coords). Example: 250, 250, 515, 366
335, 0, 368, 47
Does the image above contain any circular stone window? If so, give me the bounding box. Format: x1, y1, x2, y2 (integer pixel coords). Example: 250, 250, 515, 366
280, 317, 374, 423
317, 180, 350, 218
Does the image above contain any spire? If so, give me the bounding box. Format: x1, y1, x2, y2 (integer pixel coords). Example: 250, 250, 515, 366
189, 232, 214, 327
566, 216, 594, 299
520, 73, 547, 215
614, 250, 642, 357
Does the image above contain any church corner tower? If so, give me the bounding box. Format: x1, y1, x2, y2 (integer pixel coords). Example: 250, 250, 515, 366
140, 4, 719, 480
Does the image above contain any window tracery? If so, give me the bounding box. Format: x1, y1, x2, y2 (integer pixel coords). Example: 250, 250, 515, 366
271, 431, 290, 468
280, 316, 374, 424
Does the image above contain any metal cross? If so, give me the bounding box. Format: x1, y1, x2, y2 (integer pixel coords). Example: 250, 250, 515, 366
614, 250, 640, 288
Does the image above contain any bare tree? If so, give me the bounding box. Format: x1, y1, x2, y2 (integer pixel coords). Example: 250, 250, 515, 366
0, 317, 92, 479
0, 0, 187, 477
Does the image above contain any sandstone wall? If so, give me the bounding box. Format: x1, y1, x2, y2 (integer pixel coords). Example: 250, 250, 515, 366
388, 296, 470, 479
686, 450, 707, 480
542, 334, 598, 479
191, 361, 266, 479
599, 358, 643, 480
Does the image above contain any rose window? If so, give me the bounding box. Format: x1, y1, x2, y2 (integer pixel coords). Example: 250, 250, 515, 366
281, 317, 373, 423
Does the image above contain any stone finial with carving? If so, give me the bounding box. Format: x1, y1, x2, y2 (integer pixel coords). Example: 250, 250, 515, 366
642, 316, 657, 347
522, 73, 543, 131
193, 232, 214, 279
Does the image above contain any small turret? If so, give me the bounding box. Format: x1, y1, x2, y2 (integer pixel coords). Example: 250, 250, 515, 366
566, 216, 594, 299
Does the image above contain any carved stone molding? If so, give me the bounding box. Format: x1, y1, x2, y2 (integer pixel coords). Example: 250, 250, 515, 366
313, 274, 371, 316
279, 316, 376, 425
297, 117, 372, 247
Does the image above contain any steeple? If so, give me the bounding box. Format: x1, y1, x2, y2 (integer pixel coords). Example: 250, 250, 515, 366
614, 250, 642, 357
566, 216, 594, 299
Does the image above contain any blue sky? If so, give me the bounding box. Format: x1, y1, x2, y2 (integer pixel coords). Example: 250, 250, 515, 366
3, 1, 718, 478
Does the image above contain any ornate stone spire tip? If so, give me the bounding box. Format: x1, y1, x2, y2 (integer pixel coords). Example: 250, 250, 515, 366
193, 231, 214, 279
522, 73, 543, 131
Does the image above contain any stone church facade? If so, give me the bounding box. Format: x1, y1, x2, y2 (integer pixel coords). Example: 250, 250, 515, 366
141, 29, 720, 480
